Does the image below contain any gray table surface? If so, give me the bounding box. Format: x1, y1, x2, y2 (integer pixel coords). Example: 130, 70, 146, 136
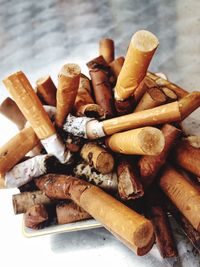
0, 0, 200, 266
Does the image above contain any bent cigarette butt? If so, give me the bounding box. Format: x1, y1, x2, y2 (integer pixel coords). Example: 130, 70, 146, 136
80, 143, 114, 174
36, 174, 154, 255
36, 75, 57, 106
56, 63, 81, 127
99, 38, 114, 64
12, 190, 52, 214
74, 74, 104, 118
109, 56, 124, 79
0, 127, 39, 174
0, 97, 26, 130
134, 87, 167, 112
115, 30, 159, 100
147, 72, 188, 99
3, 71, 55, 139
56, 201, 91, 224
106, 127, 165, 155
173, 139, 200, 177
159, 165, 200, 232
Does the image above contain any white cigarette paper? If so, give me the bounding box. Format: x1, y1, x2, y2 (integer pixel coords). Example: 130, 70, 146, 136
5, 155, 49, 188
74, 163, 118, 192
41, 134, 71, 163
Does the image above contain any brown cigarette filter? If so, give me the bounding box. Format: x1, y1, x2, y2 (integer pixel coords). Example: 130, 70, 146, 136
0, 127, 39, 174
103, 92, 199, 136
80, 143, 114, 174
74, 74, 104, 118
3, 71, 55, 139
134, 87, 167, 112
99, 38, 115, 64
56, 201, 91, 224
0, 97, 26, 130
35, 174, 154, 255
117, 159, 144, 200
173, 140, 200, 177
89, 68, 115, 118
150, 205, 178, 258
12, 190, 51, 214
159, 165, 200, 232
139, 124, 181, 188
147, 72, 188, 99
115, 30, 159, 100
55, 63, 81, 127
36, 75, 57, 106
24, 204, 48, 229
109, 56, 124, 79
106, 127, 165, 156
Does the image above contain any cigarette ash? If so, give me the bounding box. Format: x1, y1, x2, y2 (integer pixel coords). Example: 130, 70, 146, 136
63, 114, 94, 138
73, 163, 118, 192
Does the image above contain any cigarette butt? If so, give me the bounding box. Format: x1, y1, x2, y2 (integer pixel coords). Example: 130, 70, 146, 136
117, 159, 144, 200
139, 124, 181, 188
12, 190, 52, 214
147, 72, 188, 99
80, 143, 114, 174
87, 55, 115, 86
89, 68, 115, 118
178, 91, 200, 120
74, 162, 118, 192
3, 71, 55, 139
36, 75, 57, 106
0, 97, 26, 130
173, 140, 200, 177
106, 127, 165, 155
74, 74, 104, 118
24, 204, 48, 229
0, 127, 39, 174
109, 56, 124, 79
115, 30, 159, 100
159, 165, 200, 232
150, 205, 178, 258
134, 87, 167, 112
56, 202, 91, 224
99, 38, 115, 64
103, 101, 181, 136
36, 174, 154, 255
56, 63, 81, 127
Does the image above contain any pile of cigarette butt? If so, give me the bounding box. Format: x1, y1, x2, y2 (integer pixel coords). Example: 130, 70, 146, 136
1, 29, 200, 258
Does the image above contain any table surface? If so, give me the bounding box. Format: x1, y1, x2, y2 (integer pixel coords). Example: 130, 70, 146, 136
0, 0, 200, 266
